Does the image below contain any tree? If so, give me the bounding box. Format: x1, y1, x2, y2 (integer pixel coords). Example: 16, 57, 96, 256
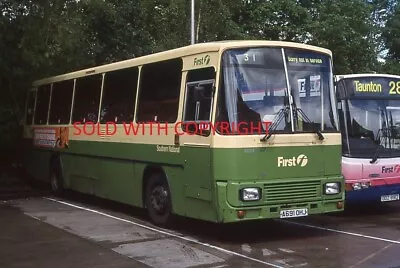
0, 0, 89, 160
235, 0, 311, 42
383, 2, 400, 60
79, 0, 152, 63
304, 0, 379, 74
194, 0, 245, 43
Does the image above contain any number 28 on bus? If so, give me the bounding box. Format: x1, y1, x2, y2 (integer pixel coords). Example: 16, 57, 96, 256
335, 74, 400, 204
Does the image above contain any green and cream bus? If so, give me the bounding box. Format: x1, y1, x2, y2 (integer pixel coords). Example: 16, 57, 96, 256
21, 40, 345, 226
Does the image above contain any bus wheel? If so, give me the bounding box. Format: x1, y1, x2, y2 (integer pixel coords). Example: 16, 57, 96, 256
145, 173, 173, 227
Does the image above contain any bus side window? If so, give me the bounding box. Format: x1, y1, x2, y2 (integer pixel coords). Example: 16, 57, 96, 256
72, 74, 102, 124
25, 90, 36, 125
34, 84, 51, 125
49, 80, 74, 125
100, 67, 139, 123
136, 58, 182, 123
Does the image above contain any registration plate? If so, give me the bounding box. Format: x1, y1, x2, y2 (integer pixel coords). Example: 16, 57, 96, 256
381, 194, 400, 202
279, 208, 308, 219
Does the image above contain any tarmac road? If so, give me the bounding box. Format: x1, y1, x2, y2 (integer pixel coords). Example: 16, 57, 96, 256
1, 173, 400, 268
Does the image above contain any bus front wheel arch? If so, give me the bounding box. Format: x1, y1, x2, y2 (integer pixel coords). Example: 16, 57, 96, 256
143, 171, 174, 227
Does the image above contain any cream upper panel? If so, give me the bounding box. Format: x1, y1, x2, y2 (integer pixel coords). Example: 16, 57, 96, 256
211, 132, 341, 148
183, 52, 219, 71
25, 124, 341, 149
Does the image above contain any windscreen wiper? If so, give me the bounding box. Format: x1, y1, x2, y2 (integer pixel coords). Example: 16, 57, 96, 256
370, 144, 382, 164
371, 125, 391, 163
295, 107, 325, 140
374, 128, 382, 144
260, 106, 290, 141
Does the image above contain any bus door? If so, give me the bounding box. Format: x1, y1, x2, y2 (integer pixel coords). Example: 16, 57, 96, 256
179, 73, 215, 203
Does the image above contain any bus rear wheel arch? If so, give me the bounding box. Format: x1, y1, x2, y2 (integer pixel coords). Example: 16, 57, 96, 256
143, 170, 174, 227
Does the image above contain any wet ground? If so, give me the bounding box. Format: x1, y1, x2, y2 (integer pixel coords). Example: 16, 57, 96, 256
1, 171, 400, 268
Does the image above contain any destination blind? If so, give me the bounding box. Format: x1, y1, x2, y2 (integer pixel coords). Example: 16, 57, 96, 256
344, 77, 400, 98
284, 49, 330, 69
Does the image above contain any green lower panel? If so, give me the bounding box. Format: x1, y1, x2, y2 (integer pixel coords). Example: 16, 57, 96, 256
64, 155, 137, 205
21, 138, 344, 223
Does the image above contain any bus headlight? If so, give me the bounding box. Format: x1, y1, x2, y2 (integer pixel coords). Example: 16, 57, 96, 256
324, 182, 340, 195
352, 182, 362, 190
361, 181, 370, 188
352, 181, 370, 190
240, 188, 261, 201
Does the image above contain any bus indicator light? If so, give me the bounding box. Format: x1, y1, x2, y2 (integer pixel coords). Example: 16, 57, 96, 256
237, 210, 245, 219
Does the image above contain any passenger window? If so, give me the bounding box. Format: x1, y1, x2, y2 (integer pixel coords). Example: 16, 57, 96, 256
72, 74, 102, 123
34, 84, 51, 125
49, 80, 74, 124
100, 67, 138, 123
25, 90, 36, 125
136, 58, 182, 123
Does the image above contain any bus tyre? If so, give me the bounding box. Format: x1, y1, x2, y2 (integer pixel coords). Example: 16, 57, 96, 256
50, 171, 63, 195
145, 174, 173, 227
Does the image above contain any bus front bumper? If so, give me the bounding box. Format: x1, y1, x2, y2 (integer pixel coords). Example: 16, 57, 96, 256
216, 180, 344, 223
345, 183, 400, 204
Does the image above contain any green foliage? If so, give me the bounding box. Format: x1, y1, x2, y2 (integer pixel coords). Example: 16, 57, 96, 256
307, 0, 379, 74
79, 0, 153, 63
235, 0, 311, 42
383, 2, 400, 61
194, 0, 246, 42
140, 0, 190, 52
378, 58, 400, 74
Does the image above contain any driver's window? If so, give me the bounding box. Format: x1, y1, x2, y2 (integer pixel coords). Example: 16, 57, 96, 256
183, 81, 214, 122
182, 67, 215, 136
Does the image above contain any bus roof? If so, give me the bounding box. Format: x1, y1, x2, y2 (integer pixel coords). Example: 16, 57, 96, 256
335, 73, 400, 80
32, 40, 332, 87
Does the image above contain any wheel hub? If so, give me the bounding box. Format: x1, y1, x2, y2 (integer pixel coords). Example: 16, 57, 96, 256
150, 186, 168, 214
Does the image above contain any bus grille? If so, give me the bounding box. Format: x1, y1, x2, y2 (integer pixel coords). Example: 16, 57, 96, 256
263, 180, 321, 203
